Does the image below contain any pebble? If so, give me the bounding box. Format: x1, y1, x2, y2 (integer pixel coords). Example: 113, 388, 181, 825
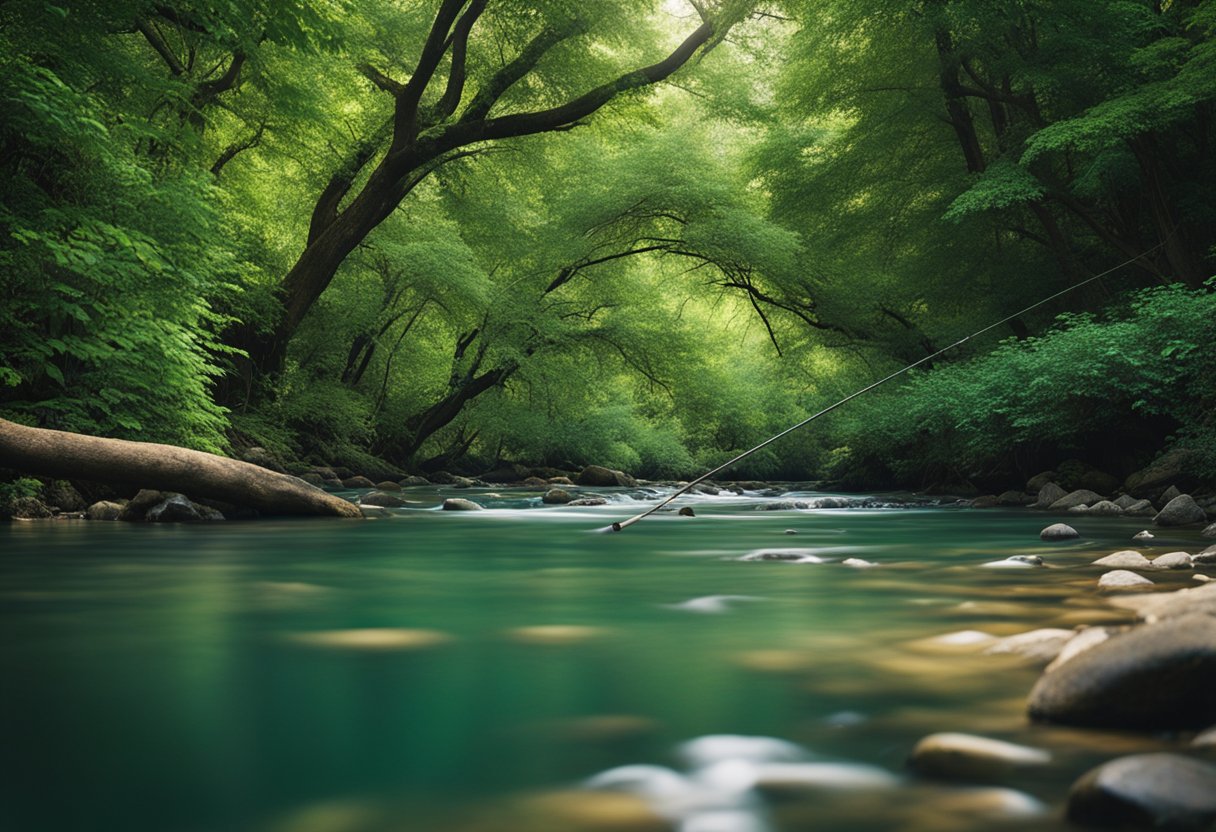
1098, 570, 1154, 591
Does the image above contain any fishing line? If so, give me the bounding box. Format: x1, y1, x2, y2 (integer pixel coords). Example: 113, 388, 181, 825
599, 242, 1166, 533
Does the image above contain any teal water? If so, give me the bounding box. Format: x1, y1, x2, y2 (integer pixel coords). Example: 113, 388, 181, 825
0, 488, 1205, 832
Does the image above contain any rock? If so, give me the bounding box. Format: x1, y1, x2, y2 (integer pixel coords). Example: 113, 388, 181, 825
1026, 471, 1058, 492
577, 465, 637, 488
908, 732, 1050, 782
1113, 494, 1139, 510
299, 472, 326, 486
1046, 626, 1115, 672
1098, 570, 1155, 591
1093, 551, 1151, 569
359, 490, 409, 508
783, 529, 798, 535
1151, 551, 1193, 570
981, 555, 1044, 568
842, 557, 879, 568
1159, 484, 1184, 507
146, 494, 216, 522
450, 476, 476, 488
1194, 726, 1216, 749
1125, 448, 1199, 497
1027, 613, 1216, 729
1155, 494, 1208, 526
240, 446, 286, 473
341, 476, 376, 489
1126, 498, 1157, 516
441, 498, 483, 511
1085, 500, 1125, 516
548, 476, 574, 485
1133, 530, 1155, 542
1057, 459, 1120, 495
398, 475, 429, 487
86, 500, 125, 520
741, 548, 824, 563
522, 476, 549, 488
984, 628, 1075, 664
428, 471, 459, 484
118, 488, 169, 521
760, 500, 810, 510
1066, 753, 1216, 829
329, 466, 354, 480
44, 480, 85, 512
678, 506, 696, 517
1032, 482, 1067, 508
567, 497, 608, 506
308, 466, 338, 480
543, 488, 573, 505
1108, 582, 1216, 622
971, 495, 999, 508
374, 481, 402, 491
1040, 523, 1079, 540
996, 490, 1034, 506
1196, 546, 1216, 564
8, 496, 51, 519
1049, 489, 1106, 511
1203, 522, 1216, 538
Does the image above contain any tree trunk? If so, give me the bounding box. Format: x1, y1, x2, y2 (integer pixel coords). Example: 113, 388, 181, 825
0, 419, 362, 518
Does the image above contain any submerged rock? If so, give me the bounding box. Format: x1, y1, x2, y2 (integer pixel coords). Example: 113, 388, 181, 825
759, 500, 810, 510
1155, 494, 1207, 527
1066, 753, 1216, 829
1027, 613, 1216, 729
290, 628, 452, 651
1040, 523, 1079, 540
981, 555, 1044, 568
740, 548, 824, 563
567, 497, 608, 506
841, 557, 879, 568
908, 732, 1050, 782
441, 497, 483, 511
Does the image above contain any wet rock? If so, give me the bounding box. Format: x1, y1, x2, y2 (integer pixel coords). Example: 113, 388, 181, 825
1196, 546, 1216, 564
759, 500, 810, 510
548, 475, 574, 485
450, 476, 477, 488
543, 488, 573, 505
971, 495, 999, 509
678, 506, 695, 517
1027, 471, 1058, 492
1032, 482, 1067, 508
359, 490, 409, 508
996, 490, 1034, 506
740, 549, 824, 563
984, 628, 1074, 664
1193, 726, 1216, 748
1098, 570, 1154, 591
981, 555, 1043, 568
522, 476, 549, 488
908, 732, 1050, 782
117, 488, 169, 521
1133, 530, 1156, 542
1093, 551, 1151, 569
1046, 626, 1116, 672
1027, 613, 1216, 729
1049, 489, 1106, 511
290, 628, 452, 651
86, 500, 125, 520
1086, 500, 1125, 516
7, 496, 51, 519
1127, 498, 1157, 516
1159, 484, 1184, 507
441, 497, 483, 511
1155, 494, 1208, 527
783, 529, 798, 535
1066, 753, 1216, 830
374, 480, 402, 491
1204, 522, 1216, 538
578, 465, 637, 488
568, 497, 608, 506
1152, 551, 1193, 570
1114, 494, 1140, 510
398, 475, 430, 486
147, 494, 220, 522
341, 476, 376, 489
1040, 523, 1079, 540
44, 481, 85, 512
1108, 582, 1216, 622
842, 557, 879, 568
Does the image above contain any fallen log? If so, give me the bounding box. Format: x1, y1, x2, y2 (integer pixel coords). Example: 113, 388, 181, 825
0, 418, 362, 518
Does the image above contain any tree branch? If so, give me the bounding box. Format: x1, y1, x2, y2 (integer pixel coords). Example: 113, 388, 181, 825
137, 19, 185, 75
435, 0, 488, 120
395, 0, 469, 141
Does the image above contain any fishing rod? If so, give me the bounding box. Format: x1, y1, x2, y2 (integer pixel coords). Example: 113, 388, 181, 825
599, 243, 1166, 533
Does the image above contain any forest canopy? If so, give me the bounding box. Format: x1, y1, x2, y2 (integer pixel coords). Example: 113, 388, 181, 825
2, 0, 1214, 488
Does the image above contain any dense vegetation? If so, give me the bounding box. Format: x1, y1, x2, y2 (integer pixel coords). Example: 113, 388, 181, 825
2, 0, 1214, 489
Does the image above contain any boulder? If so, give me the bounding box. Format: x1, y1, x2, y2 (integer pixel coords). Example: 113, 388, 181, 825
577, 465, 637, 488
1155, 494, 1207, 527
1126, 498, 1157, 517
996, 490, 1034, 506
522, 476, 549, 488
118, 488, 170, 521
146, 494, 219, 522
1057, 459, 1120, 494
1159, 485, 1184, 507
1195, 546, 1216, 564
1032, 482, 1067, 508
359, 490, 409, 508
908, 733, 1050, 782
1113, 494, 1139, 510
567, 497, 608, 506
971, 495, 999, 508
1093, 551, 1151, 569
1098, 570, 1154, 591
761, 500, 810, 511
341, 476, 376, 489
1027, 613, 1216, 729
86, 500, 125, 520
1085, 500, 1125, 516
1048, 489, 1106, 511
450, 476, 477, 489
1124, 448, 1199, 497
330, 466, 354, 480
7, 496, 51, 519
44, 480, 85, 512
308, 466, 338, 481
1046, 626, 1116, 672
399, 475, 430, 487
543, 488, 574, 505
1026, 471, 1058, 492
1066, 753, 1216, 829
428, 471, 460, 485
441, 498, 483, 511
1151, 551, 1193, 570
374, 481, 402, 491
1040, 523, 1079, 541
240, 446, 286, 473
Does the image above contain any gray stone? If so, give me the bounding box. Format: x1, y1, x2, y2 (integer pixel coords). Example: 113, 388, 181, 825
567, 497, 608, 506
119, 488, 169, 521
522, 476, 549, 488
996, 490, 1034, 506
1046, 627, 1116, 672
86, 500, 125, 521
971, 495, 999, 508
542, 488, 573, 505
1086, 500, 1125, 516
908, 732, 1050, 782
1032, 482, 1067, 508
1114, 494, 1140, 510
441, 498, 483, 511
984, 628, 1075, 664
146, 494, 218, 523
1040, 523, 1079, 541
1098, 570, 1155, 591
1203, 522, 1216, 539
1126, 498, 1157, 517
1028, 614, 1216, 729
1151, 551, 1193, 570
1094, 551, 1151, 569
1049, 489, 1106, 511
1155, 494, 1208, 527
760, 500, 810, 510
375, 481, 402, 491
548, 476, 574, 485
341, 476, 376, 489
1066, 753, 1216, 829
577, 465, 637, 487
1195, 546, 1216, 564
398, 475, 430, 487
359, 490, 409, 508
1109, 582, 1216, 623
1159, 485, 1184, 507
1125, 448, 1199, 497
1133, 530, 1155, 542
1026, 471, 1058, 492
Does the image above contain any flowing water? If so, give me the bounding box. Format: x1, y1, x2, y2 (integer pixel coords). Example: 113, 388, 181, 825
1, 487, 1206, 832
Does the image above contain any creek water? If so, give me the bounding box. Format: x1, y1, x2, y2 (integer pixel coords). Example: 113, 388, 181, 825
0, 487, 1206, 832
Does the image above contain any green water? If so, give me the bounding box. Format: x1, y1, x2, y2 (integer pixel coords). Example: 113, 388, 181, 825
0, 488, 1205, 832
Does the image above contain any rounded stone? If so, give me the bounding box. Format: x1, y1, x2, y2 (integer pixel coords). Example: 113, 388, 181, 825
86, 500, 125, 521
1155, 494, 1208, 527
1098, 570, 1155, 591
1041, 523, 1079, 540
1048, 489, 1105, 511
542, 488, 573, 504
908, 732, 1050, 782
1093, 551, 1151, 569
341, 476, 376, 489
441, 497, 483, 511
1151, 551, 1193, 570
359, 490, 409, 508
1066, 753, 1216, 829
1133, 530, 1156, 542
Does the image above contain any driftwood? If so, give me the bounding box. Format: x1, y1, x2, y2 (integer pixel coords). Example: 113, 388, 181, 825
0, 418, 362, 518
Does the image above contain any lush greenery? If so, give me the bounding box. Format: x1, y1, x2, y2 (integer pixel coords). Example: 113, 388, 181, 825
2, 0, 1214, 487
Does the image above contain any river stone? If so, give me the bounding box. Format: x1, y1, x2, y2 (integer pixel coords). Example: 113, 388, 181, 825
984, 628, 1075, 664
299, 472, 326, 486
341, 475, 376, 489
577, 465, 637, 488
1159, 485, 1184, 507
398, 475, 429, 486
359, 490, 408, 508
44, 481, 86, 512
1027, 613, 1216, 729
1133, 530, 1156, 542
760, 500, 810, 510
1049, 489, 1106, 511
1066, 753, 1216, 830
1196, 546, 1216, 564
118, 488, 170, 521
1027, 471, 1058, 492
145, 494, 203, 522
1098, 570, 1155, 591
1127, 498, 1157, 516
741, 548, 824, 562
480, 463, 529, 484
1152, 551, 1193, 570
1046, 627, 1116, 672
908, 732, 1050, 782
542, 488, 573, 505
86, 500, 125, 521
1125, 448, 1199, 497
1032, 482, 1067, 508
1155, 494, 1207, 527
971, 495, 999, 508
522, 476, 549, 488
374, 480, 402, 491
1113, 494, 1139, 510
1093, 551, 1151, 569
1194, 726, 1216, 748
1041, 523, 1079, 540
842, 557, 879, 568
7, 496, 51, 519
981, 555, 1044, 568
996, 490, 1034, 506
291, 628, 452, 651
1204, 522, 1216, 538
1086, 500, 1125, 516
1108, 582, 1216, 623
567, 497, 608, 506
441, 498, 483, 511
240, 446, 286, 473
